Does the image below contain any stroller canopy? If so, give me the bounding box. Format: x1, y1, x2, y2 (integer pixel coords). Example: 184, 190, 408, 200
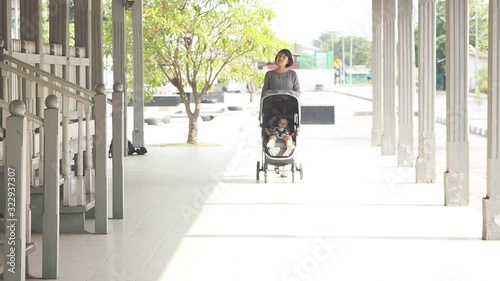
260, 90, 300, 127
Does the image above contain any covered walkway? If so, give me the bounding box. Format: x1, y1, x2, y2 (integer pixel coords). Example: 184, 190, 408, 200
22, 90, 500, 280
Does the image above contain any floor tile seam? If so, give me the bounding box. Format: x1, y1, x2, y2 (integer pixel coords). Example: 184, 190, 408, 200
175, 234, 482, 241
131, 139, 257, 279
85, 207, 166, 280
133, 214, 186, 280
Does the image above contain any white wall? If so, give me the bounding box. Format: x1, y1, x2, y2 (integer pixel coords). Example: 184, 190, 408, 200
295, 69, 336, 92
468, 54, 487, 91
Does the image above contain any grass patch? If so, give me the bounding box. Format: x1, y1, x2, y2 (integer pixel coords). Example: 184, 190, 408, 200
158, 143, 223, 147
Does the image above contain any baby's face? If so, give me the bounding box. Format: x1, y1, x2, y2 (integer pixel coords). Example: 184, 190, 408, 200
278, 119, 288, 128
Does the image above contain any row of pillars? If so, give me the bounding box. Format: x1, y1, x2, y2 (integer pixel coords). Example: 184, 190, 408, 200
2, 83, 125, 280
371, 0, 500, 240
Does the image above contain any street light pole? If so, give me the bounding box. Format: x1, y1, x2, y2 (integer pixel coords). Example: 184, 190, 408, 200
332, 34, 336, 88
350, 36, 353, 85
342, 36, 345, 84
475, 6, 479, 94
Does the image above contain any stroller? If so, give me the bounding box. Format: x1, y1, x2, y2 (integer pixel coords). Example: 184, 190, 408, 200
256, 90, 304, 183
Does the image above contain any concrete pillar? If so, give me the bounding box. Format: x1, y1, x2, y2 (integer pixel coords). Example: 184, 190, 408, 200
397, 0, 415, 167
94, 84, 108, 234
381, 0, 396, 155
112, 0, 128, 154
4, 100, 27, 281
482, 0, 500, 240
112, 83, 125, 219
91, 0, 104, 87
49, 0, 69, 56
416, 0, 437, 183
0, 0, 12, 52
0, 38, 4, 126
19, 0, 42, 49
444, 0, 469, 206
20, 0, 45, 187
74, 0, 92, 88
372, 0, 383, 146
0, 1, 12, 126
49, 0, 72, 206
132, 0, 145, 147
74, 0, 92, 205
42, 95, 60, 279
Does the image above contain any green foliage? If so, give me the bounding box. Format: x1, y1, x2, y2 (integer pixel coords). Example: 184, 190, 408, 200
477, 66, 488, 94
103, 0, 284, 143
317, 31, 371, 67
142, 0, 284, 102
416, 0, 488, 73
469, 0, 489, 52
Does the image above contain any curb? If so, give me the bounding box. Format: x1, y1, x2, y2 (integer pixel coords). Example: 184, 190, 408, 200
336, 90, 488, 138
435, 116, 488, 137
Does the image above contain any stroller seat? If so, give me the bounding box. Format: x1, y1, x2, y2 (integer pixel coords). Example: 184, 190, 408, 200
267, 139, 295, 157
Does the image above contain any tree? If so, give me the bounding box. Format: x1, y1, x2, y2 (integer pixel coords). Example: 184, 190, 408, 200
316, 31, 372, 67
147, 0, 284, 144
102, 0, 284, 144
469, 0, 488, 52
418, 0, 488, 73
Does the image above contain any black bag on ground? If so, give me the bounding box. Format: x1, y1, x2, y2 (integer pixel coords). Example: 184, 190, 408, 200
108, 139, 147, 158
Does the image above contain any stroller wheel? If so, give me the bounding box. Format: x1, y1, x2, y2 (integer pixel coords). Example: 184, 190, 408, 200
264, 164, 268, 183
256, 161, 260, 181
299, 162, 304, 180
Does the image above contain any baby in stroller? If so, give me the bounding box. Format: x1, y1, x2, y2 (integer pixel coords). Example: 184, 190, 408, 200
265, 117, 295, 153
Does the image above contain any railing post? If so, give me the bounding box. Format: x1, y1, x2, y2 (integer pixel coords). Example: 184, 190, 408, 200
84, 103, 94, 194
0, 37, 4, 126
112, 82, 124, 219
76, 99, 85, 205
94, 84, 108, 234
61, 94, 71, 206
3, 100, 27, 281
42, 95, 59, 279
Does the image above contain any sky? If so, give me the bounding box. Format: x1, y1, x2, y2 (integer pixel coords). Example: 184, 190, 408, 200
271, 0, 373, 46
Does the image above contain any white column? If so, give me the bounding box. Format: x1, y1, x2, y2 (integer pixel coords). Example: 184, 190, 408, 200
112, 0, 128, 154
132, 0, 145, 147
372, 0, 383, 146
91, 0, 104, 86
382, 0, 396, 155
482, 0, 500, 240
112, 83, 125, 219
416, 0, 437, 182
74, 2, 92, 204
397, 0, 414, 166
444, 0, 469, 206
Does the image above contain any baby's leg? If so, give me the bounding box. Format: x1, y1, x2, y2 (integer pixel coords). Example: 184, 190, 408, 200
284, 135, 295, 149
267, 135, 277, 148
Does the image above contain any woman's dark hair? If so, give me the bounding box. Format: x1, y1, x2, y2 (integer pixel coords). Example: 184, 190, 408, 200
275, 49, 294, 68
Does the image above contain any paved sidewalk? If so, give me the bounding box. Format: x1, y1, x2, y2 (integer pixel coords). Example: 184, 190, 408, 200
333, 84, 488, 212
24, 91, 499, 281
333, 84, 489, 137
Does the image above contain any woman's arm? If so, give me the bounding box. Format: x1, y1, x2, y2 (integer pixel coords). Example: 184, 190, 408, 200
261, 72, 270, 95
291, 71, 300, 93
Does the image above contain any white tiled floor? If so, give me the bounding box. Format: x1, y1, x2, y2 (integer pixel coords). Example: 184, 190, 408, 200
20, 91, 500, 280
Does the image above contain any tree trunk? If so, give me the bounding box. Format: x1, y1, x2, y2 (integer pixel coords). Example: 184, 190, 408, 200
183, 92, 201, 144
187, 115, 198, 144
